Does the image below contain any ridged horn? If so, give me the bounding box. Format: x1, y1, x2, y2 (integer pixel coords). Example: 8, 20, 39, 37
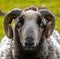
4, 8, 22, 39
40, 8, 55, 38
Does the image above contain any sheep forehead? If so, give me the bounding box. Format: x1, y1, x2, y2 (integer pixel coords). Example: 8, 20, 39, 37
21, 10, 41, 20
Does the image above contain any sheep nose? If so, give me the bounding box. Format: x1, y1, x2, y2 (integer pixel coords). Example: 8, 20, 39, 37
25, 37, 34, 46
25, 42, 34, 47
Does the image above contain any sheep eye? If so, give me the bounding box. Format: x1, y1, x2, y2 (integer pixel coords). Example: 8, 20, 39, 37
37, 16, 42, 26
40, 23, 44, 28
17, 22, 21, 28
16, 16, 24, 28
19, 16, 24, 26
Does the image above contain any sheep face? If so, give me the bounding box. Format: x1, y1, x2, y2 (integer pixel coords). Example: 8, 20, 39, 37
4, 6, 55, 52
15, 10, 42, 51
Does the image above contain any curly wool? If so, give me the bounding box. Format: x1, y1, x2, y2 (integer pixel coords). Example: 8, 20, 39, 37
0, 30, 60, 59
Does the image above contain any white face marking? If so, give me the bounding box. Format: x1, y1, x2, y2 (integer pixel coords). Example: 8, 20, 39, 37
21, 10, 41, 21
16, 10, 45, 49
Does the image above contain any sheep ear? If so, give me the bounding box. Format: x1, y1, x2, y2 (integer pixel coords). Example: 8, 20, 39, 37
4, 8, 22, 39
40, 9, 55, 38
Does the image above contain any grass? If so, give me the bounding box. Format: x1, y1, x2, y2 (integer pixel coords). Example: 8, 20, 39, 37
0, 0, 60, 40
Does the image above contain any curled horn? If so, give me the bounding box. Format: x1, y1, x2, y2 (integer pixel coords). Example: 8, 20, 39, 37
40, 8, 55, 38
4, 8, 22, 39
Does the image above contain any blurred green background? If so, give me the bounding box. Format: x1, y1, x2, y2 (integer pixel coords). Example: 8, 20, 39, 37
0, 0, 60, 40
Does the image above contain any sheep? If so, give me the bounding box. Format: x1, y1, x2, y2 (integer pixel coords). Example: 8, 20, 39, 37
0, 6, 60, 59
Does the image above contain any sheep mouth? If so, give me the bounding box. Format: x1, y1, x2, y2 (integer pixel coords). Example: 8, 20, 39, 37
21, 42, 40, 53
23, 46, 35, 51
21, 46, 40, 54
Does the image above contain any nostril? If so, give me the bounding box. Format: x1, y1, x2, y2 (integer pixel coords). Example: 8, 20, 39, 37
25, 42, 28, 46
